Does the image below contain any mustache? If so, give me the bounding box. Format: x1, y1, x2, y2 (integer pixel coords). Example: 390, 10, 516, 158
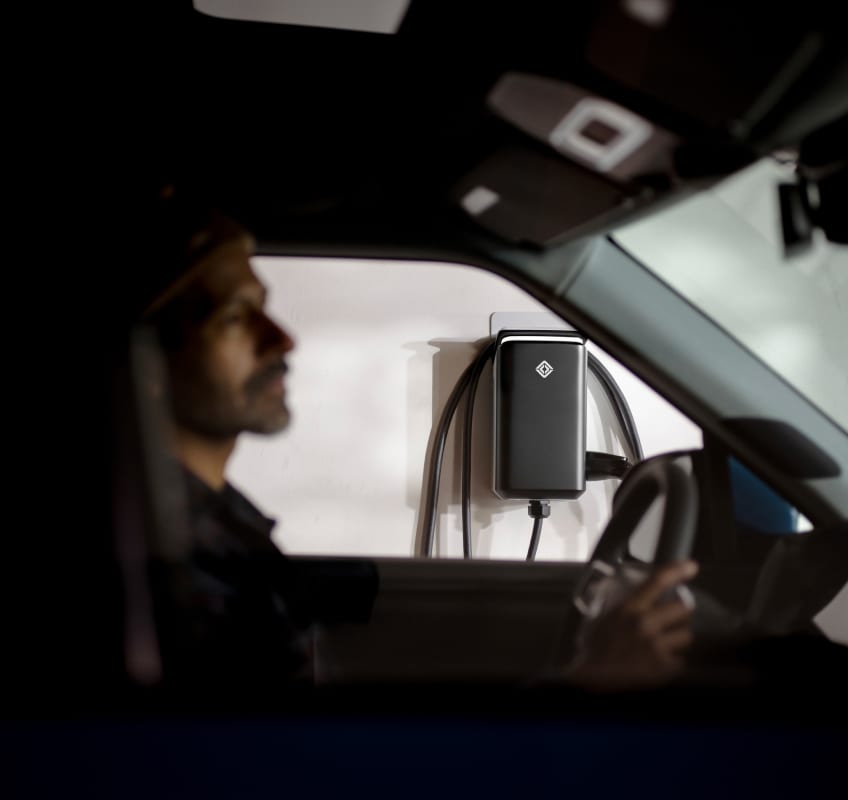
245, 360, 288, 392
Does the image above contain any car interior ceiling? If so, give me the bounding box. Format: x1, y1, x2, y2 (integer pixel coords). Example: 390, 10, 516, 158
137, 3, 846, 240
19, 1, 848, 716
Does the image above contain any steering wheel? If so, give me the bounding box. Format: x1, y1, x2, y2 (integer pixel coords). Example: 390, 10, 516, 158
571, 450, 699, 619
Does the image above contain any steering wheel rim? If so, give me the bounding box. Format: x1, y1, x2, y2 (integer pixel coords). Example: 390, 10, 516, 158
594, 451, 699, 567
571, 451, 700, 617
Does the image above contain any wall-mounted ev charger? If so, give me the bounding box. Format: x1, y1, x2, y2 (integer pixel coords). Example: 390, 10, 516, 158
493, 329, 587, 500
420, 319, 634, 560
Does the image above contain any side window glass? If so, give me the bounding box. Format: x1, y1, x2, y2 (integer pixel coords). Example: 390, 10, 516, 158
728, 458, 812, 534
230, 257, 702, 561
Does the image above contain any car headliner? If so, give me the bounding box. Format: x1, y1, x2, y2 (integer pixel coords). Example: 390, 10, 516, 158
137, 2, 845, 241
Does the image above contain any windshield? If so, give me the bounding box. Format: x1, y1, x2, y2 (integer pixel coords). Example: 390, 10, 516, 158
613, 158, 848, 433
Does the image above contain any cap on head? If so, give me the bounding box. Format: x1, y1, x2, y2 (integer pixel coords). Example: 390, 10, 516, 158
135, 183, 254, 322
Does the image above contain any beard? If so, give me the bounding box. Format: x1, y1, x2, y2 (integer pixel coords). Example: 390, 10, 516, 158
241, 361, 291, 433
169, 361, 291, 440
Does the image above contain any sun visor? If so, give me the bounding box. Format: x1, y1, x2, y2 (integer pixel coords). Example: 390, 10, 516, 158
487, 73, 680, 182
454, 148, 636, 247
453, 74, 684, 247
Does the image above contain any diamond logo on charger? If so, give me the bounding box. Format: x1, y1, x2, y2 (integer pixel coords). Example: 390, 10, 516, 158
535, 360, 554, 379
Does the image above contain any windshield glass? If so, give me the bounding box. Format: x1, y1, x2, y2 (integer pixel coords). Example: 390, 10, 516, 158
613, 158, 848, 433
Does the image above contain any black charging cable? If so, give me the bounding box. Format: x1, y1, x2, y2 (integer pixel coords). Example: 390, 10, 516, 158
526, 500, 551, 560
461, 341, 497, 558
587, 351, 644, 463
420, 341, 497, 558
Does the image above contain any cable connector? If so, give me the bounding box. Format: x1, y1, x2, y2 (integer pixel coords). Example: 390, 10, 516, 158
527, 499, 551, 519
586, 451, 631, 480
526, 500, 550, 561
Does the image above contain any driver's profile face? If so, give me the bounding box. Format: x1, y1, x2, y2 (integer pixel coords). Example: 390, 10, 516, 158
166, 235, 295, 439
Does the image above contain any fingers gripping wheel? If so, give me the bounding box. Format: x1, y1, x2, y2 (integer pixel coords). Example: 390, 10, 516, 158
572, 452, 699, 617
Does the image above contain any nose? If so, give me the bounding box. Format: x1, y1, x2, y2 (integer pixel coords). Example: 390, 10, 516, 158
256, 310, 295, 355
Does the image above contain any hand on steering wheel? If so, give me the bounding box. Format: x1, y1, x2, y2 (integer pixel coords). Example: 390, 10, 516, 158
566, 452, 701, 690
568, 559, 699, 689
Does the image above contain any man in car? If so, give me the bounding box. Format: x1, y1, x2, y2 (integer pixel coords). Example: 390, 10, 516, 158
132, 182, 699, 692
130, 183, 315, 689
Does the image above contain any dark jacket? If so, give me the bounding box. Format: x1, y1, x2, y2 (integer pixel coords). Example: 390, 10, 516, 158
151, 469, 312, 689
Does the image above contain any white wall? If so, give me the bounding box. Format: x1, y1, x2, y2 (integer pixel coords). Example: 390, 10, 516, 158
228, 257, 702, 560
